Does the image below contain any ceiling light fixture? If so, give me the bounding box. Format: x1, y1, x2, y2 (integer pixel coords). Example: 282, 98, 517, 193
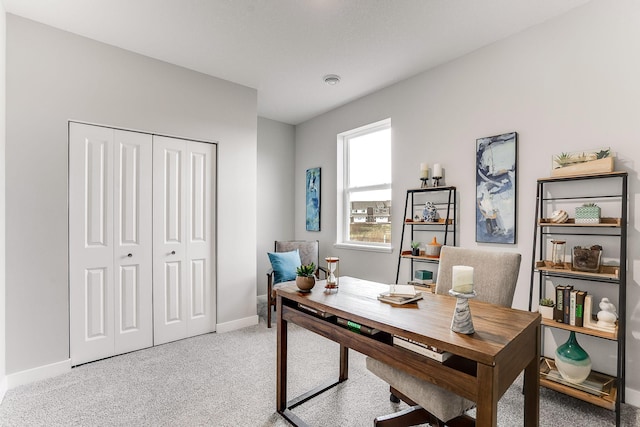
323, 74, 341, 86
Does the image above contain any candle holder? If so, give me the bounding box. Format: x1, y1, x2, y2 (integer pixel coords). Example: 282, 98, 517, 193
432, 176, 442, 187
449, 289, 477, 334
420, 177, 429, 188
325, 257, 339, 292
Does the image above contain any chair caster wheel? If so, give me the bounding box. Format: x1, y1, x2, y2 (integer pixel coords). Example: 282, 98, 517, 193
390, 393, 400, 403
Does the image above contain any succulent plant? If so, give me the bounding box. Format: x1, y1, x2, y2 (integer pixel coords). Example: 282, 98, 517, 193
554, 152, 572, 168
296, 263, 316, 277
582, 202, 598, 207
410, 241, 420, 249
595, 149, 611, 159
539, 298, 555, 307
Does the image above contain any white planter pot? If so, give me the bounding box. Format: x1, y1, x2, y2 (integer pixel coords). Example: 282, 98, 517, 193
539, 305, 555, 320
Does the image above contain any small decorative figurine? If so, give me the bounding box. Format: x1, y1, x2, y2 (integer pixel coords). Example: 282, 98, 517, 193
596, 297, 617, 330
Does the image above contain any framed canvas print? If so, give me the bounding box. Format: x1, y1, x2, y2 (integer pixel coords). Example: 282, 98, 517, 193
475, 132, 517, 244
306, 167, 321, 231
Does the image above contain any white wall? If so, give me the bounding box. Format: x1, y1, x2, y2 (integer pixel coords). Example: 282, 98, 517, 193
256, 117, 295, 296
0, 2, 7, 402
5, 15, 258, 375
295, 1, 640, 402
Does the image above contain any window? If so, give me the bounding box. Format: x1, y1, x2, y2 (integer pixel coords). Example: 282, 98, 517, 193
337, 119, 391, 252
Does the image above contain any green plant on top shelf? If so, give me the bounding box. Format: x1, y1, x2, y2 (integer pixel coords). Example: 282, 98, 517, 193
410, 241, 420, 249
595, 149, 611, 159
296, 263, 316, 277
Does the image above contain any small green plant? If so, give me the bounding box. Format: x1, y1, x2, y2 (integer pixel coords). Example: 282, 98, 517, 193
410, 241, 420, 249
296, 263, 316, 277
595, 149, 611, 159
539, 298, 555, 307
582, 202, 598, 207
554, 152, 572, 168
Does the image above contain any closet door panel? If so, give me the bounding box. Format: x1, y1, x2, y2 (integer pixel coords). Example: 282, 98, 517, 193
186, 141, 216, 336
153, 136, 188, 345
69, 123, 115, 365
113, 130, 153, 354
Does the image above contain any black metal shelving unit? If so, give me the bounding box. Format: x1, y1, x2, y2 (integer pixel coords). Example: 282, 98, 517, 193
528, 171, 627, 426
395, 186, 456, 284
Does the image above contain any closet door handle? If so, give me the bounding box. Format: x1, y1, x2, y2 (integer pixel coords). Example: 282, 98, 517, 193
171, 250, 176, 255
127, 253, 133, 258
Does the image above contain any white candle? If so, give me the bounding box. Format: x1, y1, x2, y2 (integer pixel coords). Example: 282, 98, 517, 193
452, 266, 474, 293
433, 163, 442, 178
420, 163, 428, 178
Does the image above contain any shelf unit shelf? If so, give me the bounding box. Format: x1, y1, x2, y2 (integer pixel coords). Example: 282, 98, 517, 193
528, 171, 627, 426
395, 187, 456, 284
539, 357, 617, 411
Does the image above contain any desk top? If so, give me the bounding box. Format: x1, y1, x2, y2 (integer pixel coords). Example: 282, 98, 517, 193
277, 276, 540, 366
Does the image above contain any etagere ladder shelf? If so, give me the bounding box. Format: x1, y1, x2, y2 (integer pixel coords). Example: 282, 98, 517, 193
528, 171, 627, 426
395, 186, 456, 284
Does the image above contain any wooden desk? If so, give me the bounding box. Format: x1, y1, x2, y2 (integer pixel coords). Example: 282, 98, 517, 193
276, 276, 540, 427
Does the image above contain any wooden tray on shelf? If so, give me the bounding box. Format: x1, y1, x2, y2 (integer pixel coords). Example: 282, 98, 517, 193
539, 358, 616, 409
535, 260, 619, 280
405, 218, 453, 225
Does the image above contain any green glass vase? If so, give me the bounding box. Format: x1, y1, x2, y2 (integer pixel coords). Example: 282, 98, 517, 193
554, 331, 591, 384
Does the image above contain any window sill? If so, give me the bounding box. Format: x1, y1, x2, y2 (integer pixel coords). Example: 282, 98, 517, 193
334, 242, 393, 254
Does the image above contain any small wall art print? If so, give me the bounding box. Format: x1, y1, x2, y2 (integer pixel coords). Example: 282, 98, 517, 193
475, 132, 517, 244
306, 167, 321, 231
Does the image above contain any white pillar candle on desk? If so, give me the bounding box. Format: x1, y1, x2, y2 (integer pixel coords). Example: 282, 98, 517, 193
452, 266, 474, 293
420, 163, 429, 178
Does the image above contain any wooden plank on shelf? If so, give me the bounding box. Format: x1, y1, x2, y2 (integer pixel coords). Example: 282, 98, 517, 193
539, 357, 616, 411
538, 217, 621, 227
405, 219, 454, 225
541, 318, 617, 340
535, 260, 619, 280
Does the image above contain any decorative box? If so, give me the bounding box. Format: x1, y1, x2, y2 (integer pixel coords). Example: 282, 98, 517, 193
575, 205, 601, 224
572, 246, 602, 272
415, 270, 433, 280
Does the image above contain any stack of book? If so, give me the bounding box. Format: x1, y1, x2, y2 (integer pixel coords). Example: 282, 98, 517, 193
378, 284, 423, 305
554, 285, 588, 326
393, 335, 452, 362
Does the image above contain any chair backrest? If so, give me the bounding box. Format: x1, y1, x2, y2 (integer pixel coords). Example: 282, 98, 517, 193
274, 240, 320, 268
435, 246, 521, 308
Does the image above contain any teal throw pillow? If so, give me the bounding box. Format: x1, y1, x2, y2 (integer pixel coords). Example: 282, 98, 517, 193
268, 250, 302, 284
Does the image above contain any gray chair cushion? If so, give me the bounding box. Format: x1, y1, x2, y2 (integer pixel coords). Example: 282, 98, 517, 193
366, 357, 475, 422
435, 246, 521, 308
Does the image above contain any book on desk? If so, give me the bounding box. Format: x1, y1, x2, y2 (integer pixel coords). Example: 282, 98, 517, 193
393, 335, 452, 363
378, 284, 423, 305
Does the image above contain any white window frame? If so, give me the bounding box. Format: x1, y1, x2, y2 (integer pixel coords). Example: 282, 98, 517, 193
335, 118, 392, 253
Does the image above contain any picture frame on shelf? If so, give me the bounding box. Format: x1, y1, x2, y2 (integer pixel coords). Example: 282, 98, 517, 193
475, 132, 517, 244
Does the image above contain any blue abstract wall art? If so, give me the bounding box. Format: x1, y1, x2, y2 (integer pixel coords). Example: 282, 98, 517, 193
476, 132, 517, 244
306, 167, 321, 231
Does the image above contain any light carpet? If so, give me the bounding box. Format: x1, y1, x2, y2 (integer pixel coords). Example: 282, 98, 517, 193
0, 303, 638, 426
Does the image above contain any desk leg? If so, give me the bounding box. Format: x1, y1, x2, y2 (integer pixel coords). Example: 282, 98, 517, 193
476, 364, 498, 427
339, 344, 349, 382
523, 324, 541, 427
276, 295, 287, 412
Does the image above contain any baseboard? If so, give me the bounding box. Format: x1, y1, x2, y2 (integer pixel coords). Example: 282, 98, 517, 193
625, 386, 640, 409
216, 314, 258, 333
7, 358, 72, 389
0, 375, 7, 403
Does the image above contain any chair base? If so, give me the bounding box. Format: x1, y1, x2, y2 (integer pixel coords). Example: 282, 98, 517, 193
375, 387, 475, 427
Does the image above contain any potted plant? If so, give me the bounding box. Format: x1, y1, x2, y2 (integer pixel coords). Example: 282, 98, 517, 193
539, 298, 555, 320
572, 244, 602, 272
295, 263, 316, 292
410, 241, 421, 256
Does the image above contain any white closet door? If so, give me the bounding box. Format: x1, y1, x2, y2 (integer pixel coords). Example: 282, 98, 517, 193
69, 123, 153, 365
113, 130, 153, 354
70, 123, 115, 365
153, 136, 215, 345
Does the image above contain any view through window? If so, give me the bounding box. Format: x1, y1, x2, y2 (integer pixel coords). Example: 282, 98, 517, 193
338, 119, 391, 248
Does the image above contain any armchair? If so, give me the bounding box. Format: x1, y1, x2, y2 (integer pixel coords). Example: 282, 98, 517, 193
266, 240, 327, 328
367, 246, 522, 426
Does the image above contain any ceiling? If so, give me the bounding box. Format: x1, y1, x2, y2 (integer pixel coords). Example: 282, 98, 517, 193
3, 0, 590, 125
